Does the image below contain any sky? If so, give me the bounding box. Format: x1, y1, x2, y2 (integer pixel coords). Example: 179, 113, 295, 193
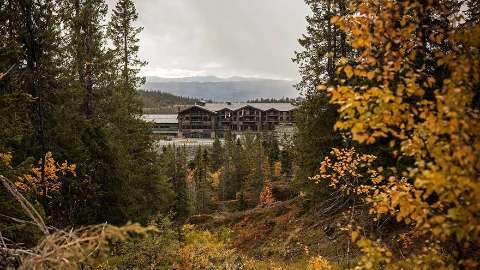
120, 0, 309, 80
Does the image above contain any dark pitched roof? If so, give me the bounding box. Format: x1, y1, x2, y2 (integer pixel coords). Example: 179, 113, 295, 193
179, 103, 297, 114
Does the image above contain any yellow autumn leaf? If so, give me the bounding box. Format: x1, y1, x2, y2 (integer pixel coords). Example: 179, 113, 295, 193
344, 65, 354, 79
317, 84, 327, 91
352, 230, 359, 242
367, 71, 375, 80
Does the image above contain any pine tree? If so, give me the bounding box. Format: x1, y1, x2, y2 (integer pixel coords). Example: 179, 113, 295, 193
261, 132, 280, 164
210, 137, 223, 172
107, 0, 146, 116
279, 149, 293, 177
1, 0, 174, 231
160, 146, 190, 221
241, 132, 266, 206
193, 147, 212, 213
1, 0, 67, 219
108, 0, 146, 88
53, 0, 129, 225
48, 0, 173, 225
220, 131, 244, 200
293, 0, 350, 94
292, 0, 351, 203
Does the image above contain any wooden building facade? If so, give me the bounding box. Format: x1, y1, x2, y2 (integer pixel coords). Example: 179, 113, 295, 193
177, 102, 297, 138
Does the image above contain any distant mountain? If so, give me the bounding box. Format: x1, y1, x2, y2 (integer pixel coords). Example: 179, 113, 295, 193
138, 90, 199, 114
142, 76, 298, 102
145, 75, 266, 83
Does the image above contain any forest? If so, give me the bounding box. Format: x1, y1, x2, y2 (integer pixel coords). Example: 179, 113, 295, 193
139, 90, 199, 114
1, 0, 479, 269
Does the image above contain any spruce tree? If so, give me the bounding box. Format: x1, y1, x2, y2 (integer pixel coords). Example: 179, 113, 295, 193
53, 0, 173, 224
1, 0, 67, 220
210, 137, 223, 172
105, 0, 174, 223
53, 0, 124, 225
240, 132, 266, 206
261, 132, 280, 164
220, 131, 243, 200
0, 0, 62, 244
292, 0, 350, 202
174, 147, 191, 221
192, 147, 212, 213
108, 0, 146, 91
293, 0, 350, 92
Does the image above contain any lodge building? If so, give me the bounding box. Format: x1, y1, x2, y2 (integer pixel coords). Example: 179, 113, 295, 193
177, 102, 297, 138
142, 114, 179, 139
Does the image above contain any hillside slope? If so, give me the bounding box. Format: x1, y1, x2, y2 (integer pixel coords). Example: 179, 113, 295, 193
138, 90, 199, 114
142, 76, 298, 102
187, 198, 365, 268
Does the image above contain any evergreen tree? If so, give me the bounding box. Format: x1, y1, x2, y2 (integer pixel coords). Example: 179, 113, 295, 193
220, 131, 244, 200
54, 0, 117, 225
292, 0, 351, 203
241, 132, 266, 206
192, 147, 213, 213
107, 0, 147, 114
261, 132, 280, 164
104, 0, 173, 224
0, 0, 174, 226
293, 94, 343, 201
293, 0, 350, 92
0, 0, 67, 221
210, 137, 223, 172
279, 136, 294, 176
160, 146, 190, 221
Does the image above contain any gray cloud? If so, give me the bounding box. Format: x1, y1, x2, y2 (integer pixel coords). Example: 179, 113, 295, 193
124, 0, 308, 79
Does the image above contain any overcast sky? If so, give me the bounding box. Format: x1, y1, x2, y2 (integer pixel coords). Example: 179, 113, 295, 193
122, 0, 309, 80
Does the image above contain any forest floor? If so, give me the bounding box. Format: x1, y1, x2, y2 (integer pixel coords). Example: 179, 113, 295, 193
189, 197, 361, 269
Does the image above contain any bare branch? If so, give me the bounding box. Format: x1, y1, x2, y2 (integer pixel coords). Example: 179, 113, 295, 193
0, 175, 49, 235
0, 63, 17, 80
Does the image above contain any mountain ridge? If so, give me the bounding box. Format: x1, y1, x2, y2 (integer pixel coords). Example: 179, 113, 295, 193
142, 76, 299, 102
145, 75, 292, 83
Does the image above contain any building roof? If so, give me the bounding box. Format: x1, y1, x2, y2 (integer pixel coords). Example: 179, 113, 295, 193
142, 114, 179, 124
179, 103, 297, 114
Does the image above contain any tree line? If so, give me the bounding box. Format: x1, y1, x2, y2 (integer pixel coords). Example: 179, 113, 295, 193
158, 131, 292, 221
0, 0, 173, 245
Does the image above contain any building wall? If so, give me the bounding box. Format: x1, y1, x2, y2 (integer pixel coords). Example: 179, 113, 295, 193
178, 105, 296, 138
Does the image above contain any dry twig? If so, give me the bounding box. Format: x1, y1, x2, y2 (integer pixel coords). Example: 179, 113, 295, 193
0, 174, 156, 269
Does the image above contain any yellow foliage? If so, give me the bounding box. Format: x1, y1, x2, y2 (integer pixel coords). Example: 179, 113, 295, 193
307, 256, 334, 270
259, 182, 275, 206
186, 169, 195, 188
15, 152, 76, 196
210, 170, 222, 189
273, 161, 282, 177
0, 152, 13, 167
178, 225, 239, 270
317, 1, 479, 268
310, 148, 377, 195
